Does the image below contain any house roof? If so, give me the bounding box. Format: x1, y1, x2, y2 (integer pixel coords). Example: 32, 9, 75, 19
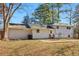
9, 23, 24, 25
9, 25, 26, 30
9, 23, 74, 30
52, 23, 74, 27
31, 24, 54, 30
31, 24, 46, 28
9, 23, 31, 28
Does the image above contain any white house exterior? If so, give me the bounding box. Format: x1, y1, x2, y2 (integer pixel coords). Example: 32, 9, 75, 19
8, 23, 74, 39
32, 28, 54, 39
8, 24, 55, 39
31, 24, 54, 39
8, 25, 32, 39
52, 23, 74, 39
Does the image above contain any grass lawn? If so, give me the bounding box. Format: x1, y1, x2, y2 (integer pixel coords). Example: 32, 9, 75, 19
0, 39, 79, 56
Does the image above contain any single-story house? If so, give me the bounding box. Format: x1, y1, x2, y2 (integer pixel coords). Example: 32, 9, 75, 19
8, 24, 55, 39
8, 23, 74, 39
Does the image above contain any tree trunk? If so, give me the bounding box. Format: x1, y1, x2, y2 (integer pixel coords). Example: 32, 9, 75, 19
57, 7, 60, 23
69, 10, 72, 25
3, 23, 9, 40
4, 28, 9, 40
52, 5, 54, 24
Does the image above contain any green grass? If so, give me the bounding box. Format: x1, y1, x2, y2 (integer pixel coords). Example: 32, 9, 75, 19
0, 39, 79, 56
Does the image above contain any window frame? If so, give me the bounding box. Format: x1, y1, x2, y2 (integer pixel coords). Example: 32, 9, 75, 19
36, 29, 40, 33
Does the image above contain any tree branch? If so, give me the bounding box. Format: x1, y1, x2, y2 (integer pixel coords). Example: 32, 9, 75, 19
6, 3, 21, 23
6, 3, 14, 19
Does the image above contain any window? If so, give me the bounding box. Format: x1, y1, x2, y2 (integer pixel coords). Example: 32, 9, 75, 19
57, 26, 59, 29
47, 25, 52, 28
50, 30, 52, 33
37, 29, 40, 33
68, 35, 70, 38
67, 27, 71, 30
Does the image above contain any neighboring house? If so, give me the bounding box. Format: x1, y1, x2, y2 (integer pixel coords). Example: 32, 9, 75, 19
0, 18, 3, 31
8, 23, 74, 39
0, 19, 4, 39
73, 23, 79, 39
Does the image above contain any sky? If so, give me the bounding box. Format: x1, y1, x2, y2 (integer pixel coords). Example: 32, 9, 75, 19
5, 3, 79, 24
60, 3, 77, 24
0, 3, 77, 29
9, 3, 78, 25
10, 3, 40, 24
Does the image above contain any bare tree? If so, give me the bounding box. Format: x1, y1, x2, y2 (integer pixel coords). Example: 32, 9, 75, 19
0, 3, 22, 40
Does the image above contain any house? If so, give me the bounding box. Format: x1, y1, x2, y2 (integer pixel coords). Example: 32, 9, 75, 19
73, 23, 79, 39
31, 24, 55, 39
52, 23, 74, 39
8, 23, 74, 39
8, 23, 32, 39
8, 23, 54, 39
